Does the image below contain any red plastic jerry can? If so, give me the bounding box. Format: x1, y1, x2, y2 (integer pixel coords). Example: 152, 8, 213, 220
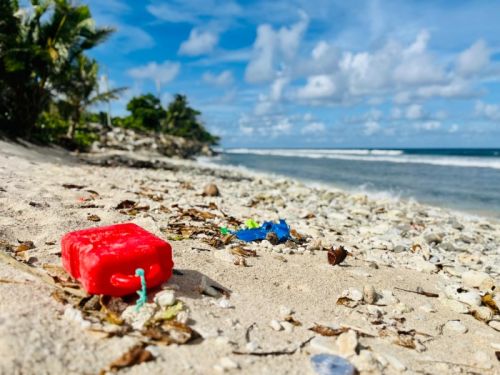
62, 223, 173, 296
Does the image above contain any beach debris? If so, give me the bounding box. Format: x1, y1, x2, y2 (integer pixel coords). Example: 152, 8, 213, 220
100, 343, 154, 375
203, 183, 220, 197
61, 223, 173, 296
234, 219, 290, 243
327, 246, 348, 266
15, 240, 35, 253
310, 354, 357, 375
142, 320, 200, 345
471, 306, 494, 322
87, 214, 101, 222
233, 336, 314, 356
99, 296, 127, 325
230, 247, 257, 257
336, 297, 359, 308
62, 183, 86, 190
245, 218, 260, 229
310, 324, 349, 337
481, 293, 500, 314
394, 286, 439, 298
115, 200, 137, 209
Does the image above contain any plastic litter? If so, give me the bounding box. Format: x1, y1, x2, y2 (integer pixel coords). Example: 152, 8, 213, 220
310, 354, 356, 375
244, 219, 260, 229
135, 268, 147, 311
234, 219, 290, 243
61, 223, 173, 296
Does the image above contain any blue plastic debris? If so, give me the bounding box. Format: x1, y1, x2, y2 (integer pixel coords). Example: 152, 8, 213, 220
234, 219, 290, 243
310, 354, 356, 375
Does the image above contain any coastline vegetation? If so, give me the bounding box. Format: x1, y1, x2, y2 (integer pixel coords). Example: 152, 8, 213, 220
0, 0, 218, 151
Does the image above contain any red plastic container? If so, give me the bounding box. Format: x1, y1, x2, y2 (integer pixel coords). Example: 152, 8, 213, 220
62, 223, 173, 296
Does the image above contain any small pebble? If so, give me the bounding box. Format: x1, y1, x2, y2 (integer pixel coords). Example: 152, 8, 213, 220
363, 285, 377, 304
269, 319, 283, 331
154, 290, 176, 307
336, 330, 358, 357
443, 320, 468, 334
310, 354, 356, 375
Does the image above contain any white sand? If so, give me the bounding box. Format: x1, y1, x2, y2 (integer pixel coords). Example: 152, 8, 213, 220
0, 140, 499, 374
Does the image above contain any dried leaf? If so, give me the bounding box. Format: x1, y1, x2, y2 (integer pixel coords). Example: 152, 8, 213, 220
230, 247, 257, 257
284, 315, 302, 326
15, 241, 35, 253
302, 212, 316, 219
336, 296, 358, 308
87, 214, 101, 222
45, 241, 56, 245
63, 183, 85, 190
99, 296, 127, 325
101, 344, 154, 374
309, 324, 348, 336
481, 293, 500, 314
328, 246, 348, 266
265, 232, 279, 245
115, 200, 137, 209
394, 335, 417, 349
142, 320, 200, 345
394, 286, 439, 298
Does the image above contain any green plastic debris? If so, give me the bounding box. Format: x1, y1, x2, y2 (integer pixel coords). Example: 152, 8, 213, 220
159, 301, 184, 321
244, 219, 260, 229
220, 227, 230, 235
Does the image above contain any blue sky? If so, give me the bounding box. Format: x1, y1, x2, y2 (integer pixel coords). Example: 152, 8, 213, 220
85, 0, 500, 148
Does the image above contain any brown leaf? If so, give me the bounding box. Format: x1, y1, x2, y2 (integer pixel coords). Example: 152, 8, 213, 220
283, 315, 302, 326
230, 247, 257, 257
87, 214, 101, 222
15, 241, 35, 253
62, 183, 85, 190
265, 231, 279, 245
309, 324, 348, 336
142, 321, 200, 345
102, 344, 154, 374
99, 296, 127, 325
328, 246, 348, 266
336, 296, 358, 308
302, 212, 316, 219
394, 335, 416, 349
481, 293, 500, 314
115, 200, 137, 209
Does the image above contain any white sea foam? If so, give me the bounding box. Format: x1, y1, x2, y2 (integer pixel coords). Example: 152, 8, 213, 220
224, 148, 500, 170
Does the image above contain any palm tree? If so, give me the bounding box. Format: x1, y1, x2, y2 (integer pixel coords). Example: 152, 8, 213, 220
0, 0, 113, 137
165, 94, 220, 145
58, 55, 124, 139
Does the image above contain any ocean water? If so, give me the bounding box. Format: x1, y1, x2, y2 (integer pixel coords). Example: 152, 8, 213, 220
210, 148, 500, 219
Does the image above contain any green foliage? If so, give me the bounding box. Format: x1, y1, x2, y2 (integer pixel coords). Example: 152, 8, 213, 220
32, 111, 68, 144
0, 0, 113, 137
165, 94, 219, 145
121, 94, 166, 131
117, 93, 219, 145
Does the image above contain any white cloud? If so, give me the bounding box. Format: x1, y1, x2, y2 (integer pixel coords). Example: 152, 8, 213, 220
457, 40, 490, 76
296, 75, 336, 100
245, 13, 308, 83
147, 1, 241, 23
301, 122, 326, 135
449, 124, 459, 133
405, 104, 424, 120
127, 61, 180, 91
363, 120, 381, 136
203, 70, 234, 86
475, 101, 500, 121
414, 121, 441, 131
179, 29, 218, 56
303, 113, 313, 122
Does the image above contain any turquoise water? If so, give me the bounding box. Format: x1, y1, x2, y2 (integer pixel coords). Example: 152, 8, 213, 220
212, 149, 500, 219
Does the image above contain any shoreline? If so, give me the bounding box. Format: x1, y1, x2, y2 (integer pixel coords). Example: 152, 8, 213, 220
196, 155, 500, 223
0, 140, 499, 374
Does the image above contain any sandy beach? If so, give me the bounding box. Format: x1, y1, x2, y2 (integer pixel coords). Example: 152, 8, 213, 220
0, 139, 499, 375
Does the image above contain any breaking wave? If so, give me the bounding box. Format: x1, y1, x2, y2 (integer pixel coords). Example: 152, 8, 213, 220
224, 148, 500, 170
